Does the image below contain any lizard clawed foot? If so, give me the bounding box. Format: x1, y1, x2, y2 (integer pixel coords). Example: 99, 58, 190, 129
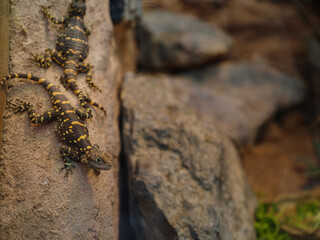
31, 53, 39, 61
41, 6, 49, 13
87, 82, 102, 92
94, 169, 101, 176
32, 53, 50, 68
92, 144, 100, 149
8, 99, 29, 113
60, 161, 76, 178
60, 76, 70, 90
92, 86, 102, 92
85, 24, 92, 36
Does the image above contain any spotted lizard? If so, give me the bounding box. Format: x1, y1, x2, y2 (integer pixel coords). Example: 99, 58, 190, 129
34, 0, 106, 115
0, 73, 112, 176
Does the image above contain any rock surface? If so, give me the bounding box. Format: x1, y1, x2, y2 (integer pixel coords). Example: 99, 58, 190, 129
143, 0, 311, 78
142, 0, 183, 11
182, 0, 227, 7
136, 10, 233, 70
121, 73, 257, 240
204, 0, 309, 77
0, 0, 120, 239
179, 61, 305, 146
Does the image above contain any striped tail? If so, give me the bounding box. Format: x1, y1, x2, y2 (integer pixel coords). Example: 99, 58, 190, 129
0, 73, 51, 89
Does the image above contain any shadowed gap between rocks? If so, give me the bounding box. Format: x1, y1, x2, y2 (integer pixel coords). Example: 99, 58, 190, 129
118, 84, 137, 240
137, 54, 231, 75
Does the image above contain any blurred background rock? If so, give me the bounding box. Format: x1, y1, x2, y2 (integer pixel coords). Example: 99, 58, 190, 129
112, 0, 320, 239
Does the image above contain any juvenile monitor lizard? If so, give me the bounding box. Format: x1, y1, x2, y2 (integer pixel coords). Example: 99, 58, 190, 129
34, 0, 105, 114
1, 73, 112, 176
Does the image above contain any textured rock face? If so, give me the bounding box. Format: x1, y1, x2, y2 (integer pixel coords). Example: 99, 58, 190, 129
179, 62, 305, 146
121, 74, 257, 240
182, 0, 227, 7
0, 0, 120, 239
136, 10, 233, 70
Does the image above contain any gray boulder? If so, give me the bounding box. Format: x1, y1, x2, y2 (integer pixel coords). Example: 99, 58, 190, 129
121, 73, 257, 240
179, 61, 305, 146
137, 10, 233, 70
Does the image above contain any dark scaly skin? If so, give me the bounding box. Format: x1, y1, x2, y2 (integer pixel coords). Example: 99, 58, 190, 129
0, 73, 112, 176
34, 0, 106, 115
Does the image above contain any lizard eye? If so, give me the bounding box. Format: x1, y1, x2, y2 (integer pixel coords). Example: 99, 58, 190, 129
96, 157, 102, 162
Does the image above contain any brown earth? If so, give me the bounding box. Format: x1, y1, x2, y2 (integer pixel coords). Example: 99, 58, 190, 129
243, 121, 320, 202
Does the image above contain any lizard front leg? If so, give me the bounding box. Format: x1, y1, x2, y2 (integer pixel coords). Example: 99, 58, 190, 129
74, 91, 107, 116
42, 7, 66, 24
60, 146, 77, 178
33, 48, 65, 68
83, 25, 91, 37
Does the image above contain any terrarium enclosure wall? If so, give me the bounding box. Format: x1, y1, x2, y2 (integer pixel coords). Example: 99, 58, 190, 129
0, 0, 9, 150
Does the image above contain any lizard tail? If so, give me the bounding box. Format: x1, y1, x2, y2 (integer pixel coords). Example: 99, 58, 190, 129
0, 73, 64, 100
0, 73, 51, 89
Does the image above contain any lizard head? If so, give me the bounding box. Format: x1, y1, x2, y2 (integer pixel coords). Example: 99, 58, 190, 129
80, 145, 113, 170
69, 0, 86, 17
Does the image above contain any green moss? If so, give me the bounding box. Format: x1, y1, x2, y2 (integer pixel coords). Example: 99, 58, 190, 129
254, 203, 291, 240
255, 197, 320, 239
283, 200, 320, 230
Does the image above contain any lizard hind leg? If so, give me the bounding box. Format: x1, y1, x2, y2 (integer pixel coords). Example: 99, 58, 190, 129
77, 92, 106, 116
74, 105, 93, 120
87, 98, 107, 116
77, 62, 101, 92
8, 99, 58, 124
